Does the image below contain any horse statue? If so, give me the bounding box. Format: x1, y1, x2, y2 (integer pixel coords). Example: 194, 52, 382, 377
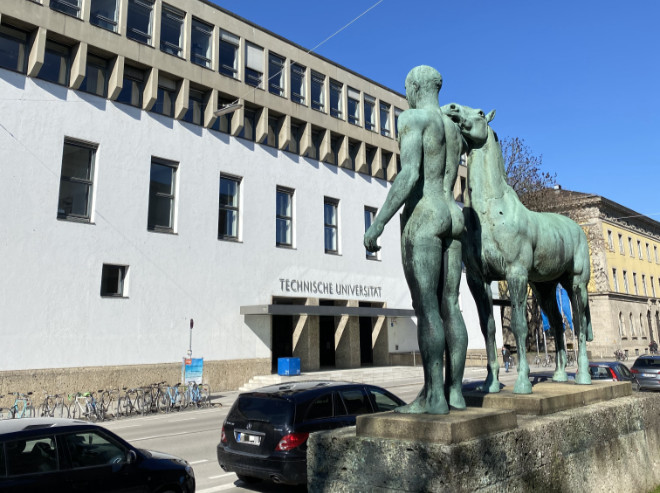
442, 103, 593, 394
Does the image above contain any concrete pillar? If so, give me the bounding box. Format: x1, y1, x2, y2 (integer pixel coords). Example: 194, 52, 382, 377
319, 129, 332, 163
371, 147, 384, 179
143, 67, 158, 111
292, 298, 320, 371
204, 89, 218, 128
255, 106, 268, 144
355, 141, 368, 175
230, 100, 244, 136
174, 78, 189, 120
335, 300, 361, 369
108, 55, 124, 101
278, 114, 291, 151
386, 151, 398, 182
372, 316, 389, 365
69, 42, 87, 89
337, 135, 350, 169
300, 122, 312, 158
27, 27, 46, 78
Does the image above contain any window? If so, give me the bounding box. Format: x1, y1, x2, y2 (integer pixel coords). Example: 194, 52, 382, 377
330, 134, 341, 165
368, 388, 400, 412
394, 108, 403, 139
366, 145, 377, 175
276, 188, 293, 247
311, 127, 323, 161
63, 431, 128, 468
330, 80, 343, 118
152, 76, 176, 117
633, 272, 639, 295
652, 277, 656, 298
267, 116, 281, 148
324, 198, 339, 254
116, 65, 144, 107
642, 275, 648, 296
57, 140, 96, 221
612, 268, 619, 292
628, 237, 634, 256
0, 24, 28, 73
160, 5, 184, 57
289, 121, 303, 155
245, 43, 264, 88
240, 108, 257, 141
339, 389, 370, 415
268, 53, 285, 96
380, 102, 391, 137
348, 140, 359, 171
127, 0, 154, 45
305, 393, 333, 421
101, 264, 128, 297
618, 234, 624, 254
630, 313, 636, 336
183, 88, 204, 125
79, 54, 108, 97
364, 95, 376, 131
219, 31, 239, 78
191, 18, 212, 68
211, 96, 234, 134
218, 175, 240, 240
607, 230, 614, 251
347, 87, 360, 125
291, 63, 305, 104
619, 312, 626, 337
311, 71, 325, 112
50, 0, 81, 17
365, 207, 378, 259
148, 159, 177, 232
638, 240, 643, 259
6, 437, 57, 476
641, 313, 646, 336
37, 40, 70, 86
90, 0, 118, 32
623, 270, 629, 293
656, 245, 659, 263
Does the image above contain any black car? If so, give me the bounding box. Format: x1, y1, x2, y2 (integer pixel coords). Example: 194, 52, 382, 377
631, 355, 660, 391
0, 418, 195, 493
217, 380, 405, 486
589, 361, 640, 391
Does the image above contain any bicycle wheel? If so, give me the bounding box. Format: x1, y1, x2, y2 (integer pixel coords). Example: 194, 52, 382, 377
157, 393, 170, 413
54, 402, 69, 418
26, 405, 35, 418
200, 386, 211, 408
40, 402, 51, 417
70, 403, 80, 419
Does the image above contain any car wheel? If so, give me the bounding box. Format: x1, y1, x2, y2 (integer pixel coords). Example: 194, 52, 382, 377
237, 474, 261, 484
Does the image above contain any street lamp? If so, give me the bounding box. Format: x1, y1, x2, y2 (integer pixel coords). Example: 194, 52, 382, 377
187, 318, 194, 358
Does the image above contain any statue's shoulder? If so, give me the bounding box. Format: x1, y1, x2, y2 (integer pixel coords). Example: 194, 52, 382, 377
399, 107, 438, 130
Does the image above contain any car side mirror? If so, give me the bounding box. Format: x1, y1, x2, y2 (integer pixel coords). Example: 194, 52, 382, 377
127, 450, 137, 465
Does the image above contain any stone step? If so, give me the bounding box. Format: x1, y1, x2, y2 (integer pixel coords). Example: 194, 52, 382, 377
238, 366, 423, 392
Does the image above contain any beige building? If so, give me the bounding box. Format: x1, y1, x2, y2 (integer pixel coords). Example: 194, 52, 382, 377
526, 188, 660, 359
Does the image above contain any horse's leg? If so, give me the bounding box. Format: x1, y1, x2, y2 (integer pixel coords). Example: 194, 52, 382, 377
566, 280, 592, 385
507, 269, 532, 394
532, 281, 567, 382
466, 271, 500, 393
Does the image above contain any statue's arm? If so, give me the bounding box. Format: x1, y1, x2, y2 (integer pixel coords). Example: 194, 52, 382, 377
364, 113, 422, 252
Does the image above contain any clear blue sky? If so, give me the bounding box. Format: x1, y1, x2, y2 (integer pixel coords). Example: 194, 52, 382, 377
212, 0, 660, 220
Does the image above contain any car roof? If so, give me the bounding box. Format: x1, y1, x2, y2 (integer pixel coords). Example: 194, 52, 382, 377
589, 361, 621, 367
0, 418, 93, 437
243, 380, 372, 401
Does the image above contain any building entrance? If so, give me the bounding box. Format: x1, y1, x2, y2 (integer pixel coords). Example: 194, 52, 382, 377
319, 300, 336, 367
271, 315, 293, 372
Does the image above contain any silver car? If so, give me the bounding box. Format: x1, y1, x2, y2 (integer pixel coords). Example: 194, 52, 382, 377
631, 356, 660, 390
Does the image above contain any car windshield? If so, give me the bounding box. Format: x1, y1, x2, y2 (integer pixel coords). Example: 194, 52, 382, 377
234, 396, 294, 425
634, 358, 660, 368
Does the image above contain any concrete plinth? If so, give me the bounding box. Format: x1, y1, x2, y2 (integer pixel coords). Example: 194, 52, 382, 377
464, 380, 631, 415
308, 393, 660, 493
357, 408, 517, 444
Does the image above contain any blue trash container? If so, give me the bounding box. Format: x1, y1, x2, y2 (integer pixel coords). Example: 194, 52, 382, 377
278, 357, 301, 376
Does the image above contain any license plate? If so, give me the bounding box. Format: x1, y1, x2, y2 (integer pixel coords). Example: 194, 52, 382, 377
641, 373, 654, 378
236, 432, 261, 445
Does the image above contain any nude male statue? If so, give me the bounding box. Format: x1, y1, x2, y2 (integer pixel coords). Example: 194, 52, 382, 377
364, 65, 467, 414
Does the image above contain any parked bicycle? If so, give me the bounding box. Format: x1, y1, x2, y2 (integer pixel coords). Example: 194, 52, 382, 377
117, 387, 145, 417
185, 382, 211, 408
70, 391, 104, 421
161, 383, 187, 412
7, 392, 35, 419
39, 391, 69, 418
100, 388, 121, 419
541, 354, 554, 368
614, 349, 628, 361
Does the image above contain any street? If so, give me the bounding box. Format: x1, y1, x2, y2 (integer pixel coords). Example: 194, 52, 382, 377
99, 366, 532, 492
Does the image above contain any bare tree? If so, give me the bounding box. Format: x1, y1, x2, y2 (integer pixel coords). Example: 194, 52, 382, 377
500, 137, 556, 197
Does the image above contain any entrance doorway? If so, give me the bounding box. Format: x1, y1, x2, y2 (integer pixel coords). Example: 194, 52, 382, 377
272, 315, 293, 372
359, 308, 374, 365
319, 301, 336, 367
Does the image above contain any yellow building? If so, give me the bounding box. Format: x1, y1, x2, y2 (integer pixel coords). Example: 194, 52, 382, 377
527, 188, 660, 359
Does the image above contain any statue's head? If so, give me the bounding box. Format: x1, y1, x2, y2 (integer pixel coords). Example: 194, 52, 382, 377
442, 103, 495, 148
405, 65, 442, 108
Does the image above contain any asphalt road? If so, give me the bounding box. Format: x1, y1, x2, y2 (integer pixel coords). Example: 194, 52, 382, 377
98, 366, 530, 492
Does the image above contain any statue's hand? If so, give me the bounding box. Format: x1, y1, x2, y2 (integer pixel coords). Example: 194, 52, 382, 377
364, 223, 384, 252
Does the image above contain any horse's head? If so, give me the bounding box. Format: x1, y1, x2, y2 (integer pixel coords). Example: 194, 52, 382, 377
441, 103, 495, 150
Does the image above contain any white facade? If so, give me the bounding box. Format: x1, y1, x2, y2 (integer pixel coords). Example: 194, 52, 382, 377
0, 0, 500, 390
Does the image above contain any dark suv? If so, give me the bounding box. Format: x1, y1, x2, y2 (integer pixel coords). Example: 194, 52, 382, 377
217, 380, 405, 486
631, 355, 660, 390
0, 418, 195, 493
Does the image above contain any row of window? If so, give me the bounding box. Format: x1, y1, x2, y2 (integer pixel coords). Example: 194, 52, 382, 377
44, 0, 403, 136
617, 310, 660, 340
0, 22, 398, 178
611, 268, 659, 298
59, 138, 381, 295
607, 229, 660, 263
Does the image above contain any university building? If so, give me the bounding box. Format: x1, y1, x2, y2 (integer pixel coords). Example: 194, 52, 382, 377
526, 188, 660, 359
0, 0, 498, 395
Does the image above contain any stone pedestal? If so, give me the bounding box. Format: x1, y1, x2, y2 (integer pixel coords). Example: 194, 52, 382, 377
308, 384, 660, 493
